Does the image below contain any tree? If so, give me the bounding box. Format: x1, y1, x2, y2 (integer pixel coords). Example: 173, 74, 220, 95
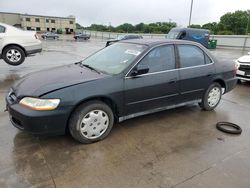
134, 23, 145, 32
84, 21, 176, 34
220, 10, 249, 35
188, 24, 202, 29
76, 23, 83, 29
116, 23, 135, 33
202, 22, 218, 34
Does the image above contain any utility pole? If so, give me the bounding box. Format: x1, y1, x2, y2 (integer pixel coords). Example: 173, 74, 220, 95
188, 0, 194, 26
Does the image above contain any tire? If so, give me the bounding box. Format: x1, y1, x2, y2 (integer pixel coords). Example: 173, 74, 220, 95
2, 45, 25, 66
69, 100, 114, 144
199, 83, 222, 111
216, 122, 242, 134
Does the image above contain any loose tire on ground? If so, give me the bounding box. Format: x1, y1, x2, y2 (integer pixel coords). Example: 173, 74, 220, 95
69, 100, 114, 144
2, 45, 25, 66
199, 82, 222, 111
216, 122, 242, 134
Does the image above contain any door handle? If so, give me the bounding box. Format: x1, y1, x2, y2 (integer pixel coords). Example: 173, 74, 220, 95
207, 72, 213, 77
168, 78, 177, 84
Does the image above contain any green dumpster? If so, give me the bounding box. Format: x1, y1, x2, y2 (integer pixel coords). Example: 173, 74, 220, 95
208, 39, 217, 49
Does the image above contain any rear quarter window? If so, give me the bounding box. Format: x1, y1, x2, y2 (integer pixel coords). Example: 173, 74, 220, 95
205, 54, 213, 64
0, 25, 6, 33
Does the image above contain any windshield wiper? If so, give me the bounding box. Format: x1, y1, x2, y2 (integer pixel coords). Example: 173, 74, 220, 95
80, 64, 101, 74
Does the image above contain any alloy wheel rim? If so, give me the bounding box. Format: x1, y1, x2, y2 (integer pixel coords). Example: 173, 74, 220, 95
80, 110, 109, 139
208, 87, 221, 107
6, 49, 21, 63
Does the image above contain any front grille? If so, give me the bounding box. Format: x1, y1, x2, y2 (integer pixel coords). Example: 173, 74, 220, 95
239, 64, 250, 75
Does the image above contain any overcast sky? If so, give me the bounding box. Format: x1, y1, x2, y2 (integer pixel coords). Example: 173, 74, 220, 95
1, 0, 249, 27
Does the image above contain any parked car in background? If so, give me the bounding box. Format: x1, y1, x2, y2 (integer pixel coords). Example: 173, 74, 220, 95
166, 28, 210, 48
6, 39, 237, 144
0, 22, 42, 66
41, 32, 59, 40
74, 33, 90, 40
106, 34, 143, 46
236, 52, 250, 81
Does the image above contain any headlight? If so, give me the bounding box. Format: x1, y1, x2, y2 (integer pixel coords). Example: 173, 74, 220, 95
235, 60, 240, 69
19, 97, 60, 111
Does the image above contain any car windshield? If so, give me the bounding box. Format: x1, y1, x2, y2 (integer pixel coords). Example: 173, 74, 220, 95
81, 43, 147, 75
166, 31, 180, 39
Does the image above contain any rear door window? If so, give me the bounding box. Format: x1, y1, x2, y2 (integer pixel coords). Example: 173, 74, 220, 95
178, 45, 205, 68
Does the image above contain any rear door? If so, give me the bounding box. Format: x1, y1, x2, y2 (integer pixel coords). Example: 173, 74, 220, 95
124, 44, 179, 115
177, 44, 215, 102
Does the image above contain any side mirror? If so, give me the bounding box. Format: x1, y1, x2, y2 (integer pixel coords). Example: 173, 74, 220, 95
179, 31, 186, 39
130, 65, 149, 76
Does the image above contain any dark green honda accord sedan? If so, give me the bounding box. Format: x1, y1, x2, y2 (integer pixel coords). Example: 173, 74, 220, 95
6, 39, 237, 143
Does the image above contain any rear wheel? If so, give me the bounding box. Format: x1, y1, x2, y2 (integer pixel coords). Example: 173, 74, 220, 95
69, 100, 114, 144
199, 83, 222, 111
2, 45, 25, 66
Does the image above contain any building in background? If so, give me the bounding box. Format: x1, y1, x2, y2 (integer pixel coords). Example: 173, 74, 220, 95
0, 12, 76, 33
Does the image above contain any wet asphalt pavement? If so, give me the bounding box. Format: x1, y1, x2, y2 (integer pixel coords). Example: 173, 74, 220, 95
0, 38, 250, 188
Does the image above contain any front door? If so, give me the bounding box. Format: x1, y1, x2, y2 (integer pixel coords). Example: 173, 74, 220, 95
124, 44, 179, 115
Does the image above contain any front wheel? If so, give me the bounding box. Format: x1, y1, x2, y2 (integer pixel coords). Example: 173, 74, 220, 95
2, 46, 25, 66
69, 101, 114, 144
199, 83, 222, 111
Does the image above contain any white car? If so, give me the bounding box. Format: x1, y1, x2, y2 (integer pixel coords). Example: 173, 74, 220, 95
0, 22, 42, 66
236, 52, 250, 81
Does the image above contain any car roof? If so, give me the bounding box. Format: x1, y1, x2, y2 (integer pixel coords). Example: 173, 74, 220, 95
170, 27, 209, 33
119, 38, 203, 47
0, 22, 18, 29
0, 22, 25, 32
0, 22, 11, 27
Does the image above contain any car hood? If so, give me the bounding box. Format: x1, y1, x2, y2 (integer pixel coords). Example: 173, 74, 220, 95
12, 63, 109, 97
107, 39, 119, 42
238, 55, 250, 63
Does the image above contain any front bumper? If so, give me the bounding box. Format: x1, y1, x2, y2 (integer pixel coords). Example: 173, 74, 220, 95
6, 96, 71, 135
23, 41, 42, 56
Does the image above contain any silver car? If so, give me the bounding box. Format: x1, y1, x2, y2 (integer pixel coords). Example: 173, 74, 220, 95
0, 22, 42, 66
41, 32, 59, 40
